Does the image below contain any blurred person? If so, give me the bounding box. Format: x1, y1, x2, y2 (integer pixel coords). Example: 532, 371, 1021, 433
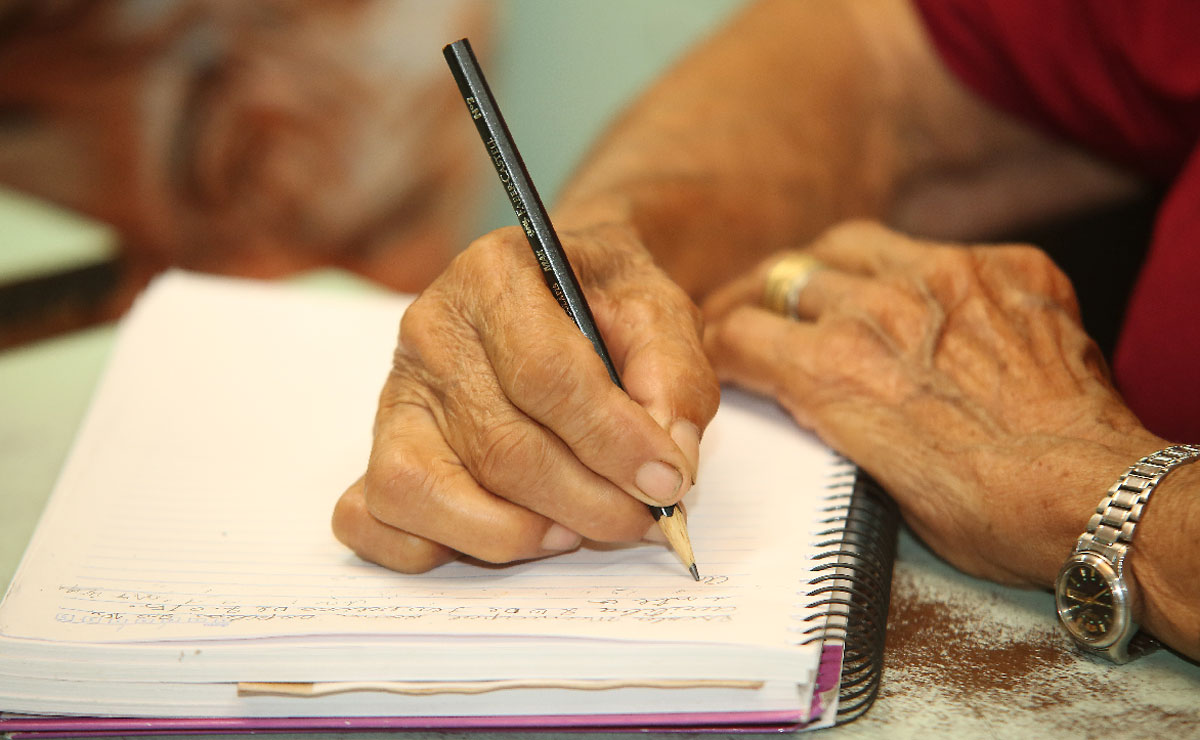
0, 0, 487, 293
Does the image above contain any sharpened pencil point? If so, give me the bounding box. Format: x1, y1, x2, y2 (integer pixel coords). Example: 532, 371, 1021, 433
653, 505, 697, 580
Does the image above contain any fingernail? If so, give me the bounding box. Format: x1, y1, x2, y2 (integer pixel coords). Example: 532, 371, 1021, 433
540, 523, 582, 553
669, 420, 700, 482
636, 460, 684, 503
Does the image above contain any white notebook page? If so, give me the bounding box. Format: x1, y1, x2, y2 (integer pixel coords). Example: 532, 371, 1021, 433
0, 271, 838, 682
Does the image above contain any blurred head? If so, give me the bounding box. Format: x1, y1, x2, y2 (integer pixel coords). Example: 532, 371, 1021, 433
0, 0, 489, 290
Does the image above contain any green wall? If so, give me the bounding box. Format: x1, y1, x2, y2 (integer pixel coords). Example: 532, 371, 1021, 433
478, 0, 747, 233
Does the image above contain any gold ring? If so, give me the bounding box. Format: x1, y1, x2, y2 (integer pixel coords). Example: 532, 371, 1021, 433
762, 253, 823, 319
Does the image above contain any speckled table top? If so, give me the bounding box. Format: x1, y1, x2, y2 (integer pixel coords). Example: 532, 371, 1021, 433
841, 533, 1200, 739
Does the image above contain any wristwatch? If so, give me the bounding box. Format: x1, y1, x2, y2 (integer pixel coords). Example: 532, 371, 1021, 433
1054, 444, 1200, 663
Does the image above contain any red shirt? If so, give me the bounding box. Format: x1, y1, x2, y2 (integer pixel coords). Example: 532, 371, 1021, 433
913, 0, 1200, 442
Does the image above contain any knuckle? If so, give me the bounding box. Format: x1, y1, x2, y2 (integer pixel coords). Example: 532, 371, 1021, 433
925, 246, 977, 283
567, 230, 649, 287
397, 293, 454, 364
397, 292, 435, 340
363, 447, 434, 524
473, 537, 539, 565
474, 417, 550, 487
823, 218, 889, 245
1031, 252, 1076, 303
400, 227, 531, 364
705, 307, 754, 366
330, 487, 365, 545
994, 242, 1054, 270
863, 279, 916, 315
851, 281, 931, 348
380, 535, 458, 574
374, 373, 440, 444
992, 244, 1063, 286
821, 315, 891, 364
385, 551, 448, 575
457, 226, 529, 285
613, 290, 665, 331
987, 244, 1080, 309
508, 338, 586, 413
615, 265, 691, 312
331, 485, 456, 574
632, 283, 705, 346
916, 248, 981, 305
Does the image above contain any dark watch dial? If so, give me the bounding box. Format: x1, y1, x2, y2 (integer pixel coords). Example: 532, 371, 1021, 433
1055, 552, 1130, 649
1057, 563, 1115, 642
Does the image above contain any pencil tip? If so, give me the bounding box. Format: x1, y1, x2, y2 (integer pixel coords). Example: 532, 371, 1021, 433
689, 563, 700, 581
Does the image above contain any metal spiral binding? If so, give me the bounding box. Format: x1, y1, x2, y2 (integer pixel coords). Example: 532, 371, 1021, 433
799, 460, 899, 725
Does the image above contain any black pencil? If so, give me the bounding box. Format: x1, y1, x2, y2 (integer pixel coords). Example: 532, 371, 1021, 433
443, 38, 699, 581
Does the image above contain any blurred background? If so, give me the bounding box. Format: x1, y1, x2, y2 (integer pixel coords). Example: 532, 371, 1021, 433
0, 0, 745, 348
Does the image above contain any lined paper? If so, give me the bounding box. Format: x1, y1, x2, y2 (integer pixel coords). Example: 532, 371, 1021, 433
0, 272, 838, 685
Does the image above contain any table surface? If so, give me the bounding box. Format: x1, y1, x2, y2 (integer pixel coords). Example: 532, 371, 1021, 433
2, 292, 1198, 740
6, 0, 1197, 732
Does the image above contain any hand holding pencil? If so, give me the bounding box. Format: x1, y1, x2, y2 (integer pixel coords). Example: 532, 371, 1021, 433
331, 42, 719, 576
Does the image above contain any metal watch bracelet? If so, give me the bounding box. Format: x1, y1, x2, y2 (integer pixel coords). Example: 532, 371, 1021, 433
1075, 443, 1200, 562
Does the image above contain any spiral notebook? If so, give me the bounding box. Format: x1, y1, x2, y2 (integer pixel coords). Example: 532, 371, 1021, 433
0, 271, 897, 736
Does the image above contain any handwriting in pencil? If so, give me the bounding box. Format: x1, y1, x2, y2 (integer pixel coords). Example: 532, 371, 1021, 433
52, 584, 739, 628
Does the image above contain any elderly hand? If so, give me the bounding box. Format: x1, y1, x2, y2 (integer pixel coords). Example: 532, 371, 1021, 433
332, 223, 719, 572
702, 221, 1166, 588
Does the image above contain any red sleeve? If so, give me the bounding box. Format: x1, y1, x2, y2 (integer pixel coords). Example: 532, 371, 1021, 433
912, 0, 1200, 179
912, 0, 1200, 441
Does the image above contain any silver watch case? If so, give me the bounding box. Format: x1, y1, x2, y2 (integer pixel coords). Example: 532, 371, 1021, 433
1054, 550, 1138, 663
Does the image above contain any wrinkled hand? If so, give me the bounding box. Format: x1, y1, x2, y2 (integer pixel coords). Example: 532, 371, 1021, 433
703, 221, 1159, 587
333, 224, 719, 572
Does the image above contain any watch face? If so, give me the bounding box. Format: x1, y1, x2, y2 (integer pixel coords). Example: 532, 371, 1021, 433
1055, 555, 1128, 648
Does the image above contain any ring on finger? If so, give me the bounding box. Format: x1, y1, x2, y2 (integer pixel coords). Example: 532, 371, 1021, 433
762, 253, 825, 320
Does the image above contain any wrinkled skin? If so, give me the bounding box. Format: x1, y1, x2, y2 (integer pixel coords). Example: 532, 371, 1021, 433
703, 221, 1163, 586
333, 223, 719, 572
